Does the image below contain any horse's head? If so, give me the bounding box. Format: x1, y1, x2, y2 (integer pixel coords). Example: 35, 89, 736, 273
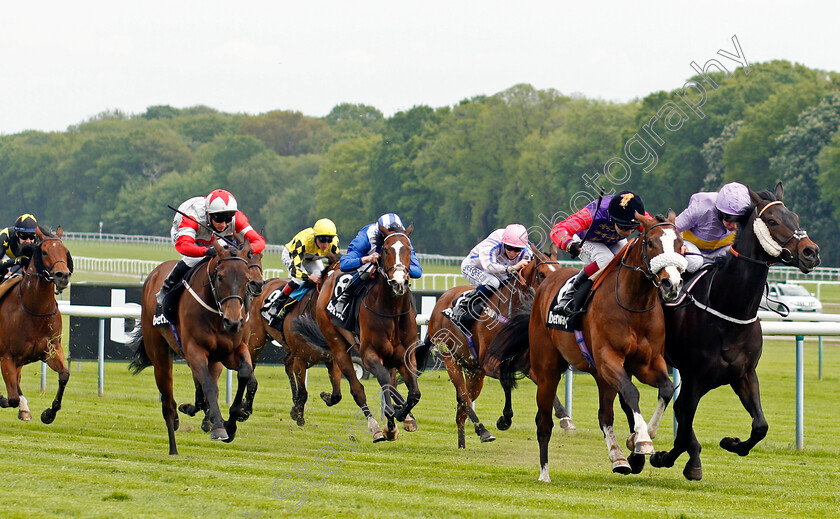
210, 240, 251, 333
245, 248, 264, 297
523, 249, 560, 289
30, 226, 73, 293
748, 182, 820, 273
636, 211, 686, 302
378, 223, 413, 297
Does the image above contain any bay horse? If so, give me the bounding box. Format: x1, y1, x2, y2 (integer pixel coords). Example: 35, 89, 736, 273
295, 225, 421, 442
128, 240, 260, 455
425, 254, 575, 449
488, 212, 686, 481
0, 226, 72, 423
650, 183, 820, 480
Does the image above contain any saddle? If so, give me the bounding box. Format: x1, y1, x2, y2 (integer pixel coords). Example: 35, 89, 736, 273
263, 284, 315, 341
327, 273, 374, 334
153, 258, 212, 327
0, 275, 22, 302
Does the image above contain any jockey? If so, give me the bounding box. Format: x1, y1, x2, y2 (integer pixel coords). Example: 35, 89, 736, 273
0, 214, 38, 278
261, 218, 340, 328
155, 189, 266, 306
676, 182, 751, 273
443, 224, 532, 334
330, 213, 422, 318
550, 190, 648, 316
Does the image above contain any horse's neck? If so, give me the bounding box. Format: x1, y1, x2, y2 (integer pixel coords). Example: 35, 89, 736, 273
21, 272, 56, 313
710, 222, 770, 314
369, 276, 411, 312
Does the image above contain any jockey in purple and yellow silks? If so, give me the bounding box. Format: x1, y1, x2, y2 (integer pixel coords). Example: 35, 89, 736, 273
676, 182, 751, 273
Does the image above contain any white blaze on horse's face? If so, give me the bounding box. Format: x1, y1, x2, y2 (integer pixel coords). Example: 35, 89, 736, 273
647, 227, 686, 302
659, 228, 683, 284
391, 240, 406, 285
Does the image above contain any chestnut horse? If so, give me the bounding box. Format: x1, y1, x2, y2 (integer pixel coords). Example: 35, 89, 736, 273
295, 225, 421, 442
129, 240, 260, 454
425, 255, 575, 449
651, 183, 821, 480
488, 213, 686, 481
0, 226, 72, 423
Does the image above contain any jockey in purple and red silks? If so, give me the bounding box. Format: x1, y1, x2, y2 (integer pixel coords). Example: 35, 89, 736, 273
549, 190, 650, 316
443, 224, 532, 333
676, 182, 752, 273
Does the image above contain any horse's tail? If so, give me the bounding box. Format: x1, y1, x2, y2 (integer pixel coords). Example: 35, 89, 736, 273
484, 305, 533, 389
412, 334, 434, 374
127, 327, 151, 375
291, 315, 330, 353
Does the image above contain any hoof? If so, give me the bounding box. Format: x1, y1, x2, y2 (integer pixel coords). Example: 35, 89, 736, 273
403, 415, 418, 432
210, 427, 229, 441
372, 431, 387, 443
41, 409, 56, 424
237, 409, 251, 423
385, 427, 399, 441
634, 440, 654, 456
200, 416, 212, 433
479, 430, 496, 443
558, 417, 576, 430
612, 459, 632, 474
650, 451, 673, 468
290, 407, 306, 427
626, 432, 636, 451
178, 403, 198, 416
19, 410, 32, 421
720, 436, 750, 456
320, 392, 339, 406
683, 464, 703, 481
223, 420, 237, 443
496, 415, 512, 431
628, 452, 646, 474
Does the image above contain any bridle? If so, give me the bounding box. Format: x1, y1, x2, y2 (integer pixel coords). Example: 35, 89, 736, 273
730, 200, 809, 269
25, 237, 71, 295
377, 232, 411, 294
184, 255, 250, 315
616, 221, 684, 313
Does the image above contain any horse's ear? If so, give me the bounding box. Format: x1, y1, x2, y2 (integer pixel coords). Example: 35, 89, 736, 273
748, 186, 763, 209
36, 227, 45, 240
774, 181, 784, 202
213, 239, 225, 256
405, 223, 414, 237
666, 209, 677, 223
549, 244, 559, 260
636, 212, 654, 228
56, 226, 63, 238
378, 223, 389, 236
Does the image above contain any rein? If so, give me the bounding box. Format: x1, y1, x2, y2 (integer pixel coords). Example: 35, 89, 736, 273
615, 222, 680, 313
19, 237, 69, 316
185, 255, 249, 315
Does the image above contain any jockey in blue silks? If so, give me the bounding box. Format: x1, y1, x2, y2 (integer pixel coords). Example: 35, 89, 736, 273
330, 213, 422, 318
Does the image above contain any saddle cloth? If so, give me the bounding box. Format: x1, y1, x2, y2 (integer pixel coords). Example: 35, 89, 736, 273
153, 257, 212, 327
545, 276, 586, 332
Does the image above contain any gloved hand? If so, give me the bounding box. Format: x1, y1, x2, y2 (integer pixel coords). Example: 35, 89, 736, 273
567, 242, 582, 259
204, 247, 217, 257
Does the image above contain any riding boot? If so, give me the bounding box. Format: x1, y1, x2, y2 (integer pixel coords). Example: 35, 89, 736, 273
552, 269, 593, 316
332, 264, 373, 317
445, 285, 493, 333
261, 279, 301, 325
156, 260, 191, 306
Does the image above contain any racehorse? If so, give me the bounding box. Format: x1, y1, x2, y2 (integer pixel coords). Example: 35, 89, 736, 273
650, 183, 820, 480
488, 212, 686, 481
295, 225, 421, 442
424, 254, 576, 449
128, 240, 260, 455
0, 226, 72, 423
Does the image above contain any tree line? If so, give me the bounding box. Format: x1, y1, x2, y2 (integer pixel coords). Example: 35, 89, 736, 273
2, 60, 840, 265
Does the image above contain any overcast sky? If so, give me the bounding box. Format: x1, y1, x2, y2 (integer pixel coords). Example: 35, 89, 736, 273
1, 1, 837, 135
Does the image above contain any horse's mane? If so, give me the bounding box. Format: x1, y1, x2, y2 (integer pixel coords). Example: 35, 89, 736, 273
731, 189, 776, 246
37, 224, 56, 238
371, 223, 406, 250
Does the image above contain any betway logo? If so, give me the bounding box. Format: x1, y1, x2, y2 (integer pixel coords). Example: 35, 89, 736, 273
547, 313, 568, 327
153, 313, 170, 326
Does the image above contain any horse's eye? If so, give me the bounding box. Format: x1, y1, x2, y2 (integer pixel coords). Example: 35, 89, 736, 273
646, 241, 653, 248
767, 219, 778, 227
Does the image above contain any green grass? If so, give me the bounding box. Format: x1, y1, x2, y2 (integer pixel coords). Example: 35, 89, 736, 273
1, 339, 838, 518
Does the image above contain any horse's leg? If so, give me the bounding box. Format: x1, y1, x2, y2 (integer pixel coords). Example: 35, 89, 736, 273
365, 356, 398, 441
222, 345, 254, 442
553, 394, 576, 430
650, 378, 707, 480
184, 349, 227, 441
720, 369, 768, 456
240, 360, 258, 422
152, 356, 180, 455
595, 377, 631, 474
497, 374, 515, 431
289, 356, 308, 426
466, 369, 494, 443
40, 346, 70, 425
335, 350, 383, 442
0, 357, 21, 409
320, 357, 342, 407
530, 335, 563, 483
444, 354, 474, 447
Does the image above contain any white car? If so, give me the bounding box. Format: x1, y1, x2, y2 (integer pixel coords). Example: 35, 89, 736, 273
761, 283, 823, 313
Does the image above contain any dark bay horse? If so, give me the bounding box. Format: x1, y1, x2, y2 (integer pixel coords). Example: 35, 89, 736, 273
0, 226, 72, 423
129, 240, 260, 455
488, 213, 686, 481
650, 183, 820, 480
296, 225, 422, 442
425, 255, 575, 449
